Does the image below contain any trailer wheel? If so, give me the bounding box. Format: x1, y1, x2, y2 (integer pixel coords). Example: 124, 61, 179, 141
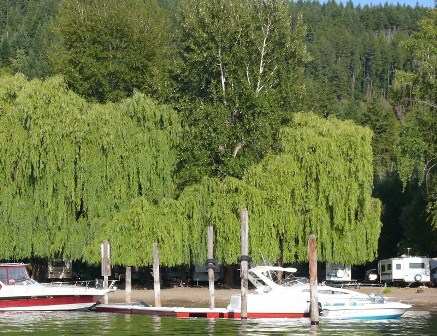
414, 274, 422, 282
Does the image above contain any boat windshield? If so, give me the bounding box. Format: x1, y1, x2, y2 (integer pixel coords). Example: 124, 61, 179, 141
249, 267, 309, 288
0, 265, 32, 285
282, 277, 310, 287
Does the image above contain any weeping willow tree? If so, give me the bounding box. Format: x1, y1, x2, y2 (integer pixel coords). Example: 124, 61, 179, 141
0, 74, 180, 261
99, 112, 380, 266
242, 113, 381, 264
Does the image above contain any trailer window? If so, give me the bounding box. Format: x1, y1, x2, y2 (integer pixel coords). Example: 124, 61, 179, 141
409, 263, 425, 269
396, 264, 401, 270
381, 265, 386, 272
388, 264, 392, 271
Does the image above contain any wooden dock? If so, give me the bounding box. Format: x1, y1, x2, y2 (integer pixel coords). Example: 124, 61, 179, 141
94, 303, 306, 319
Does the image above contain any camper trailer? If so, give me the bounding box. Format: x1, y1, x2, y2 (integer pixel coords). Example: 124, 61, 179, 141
47, 259, 72, 280
325, 263, 352, 283
378, 256, 430, 285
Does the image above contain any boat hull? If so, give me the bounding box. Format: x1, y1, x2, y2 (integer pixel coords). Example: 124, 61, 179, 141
0, 295, 102, 311
0, 263, 115, 311
322, 303, 411, 320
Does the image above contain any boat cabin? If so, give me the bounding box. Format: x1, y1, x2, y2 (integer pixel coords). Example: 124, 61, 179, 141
378, 256, 430, 285
0, 263, 32, 286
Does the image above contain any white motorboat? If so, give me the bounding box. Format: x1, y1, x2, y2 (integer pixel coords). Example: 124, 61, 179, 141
226, 266, 411, 319
0, 263, 116, 311
321, 293, 412, 319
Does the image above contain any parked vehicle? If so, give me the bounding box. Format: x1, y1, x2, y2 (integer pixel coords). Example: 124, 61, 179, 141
325, 263, 352, 283
365, 269, 378, 282
191, 264, 223, 284
378, 255, 430, 285
47, 259, 72, 280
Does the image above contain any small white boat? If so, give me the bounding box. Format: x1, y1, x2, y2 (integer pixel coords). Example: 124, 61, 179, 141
0, 263, 116, 311
321, 293, 412, 320
226, 266, 411, 319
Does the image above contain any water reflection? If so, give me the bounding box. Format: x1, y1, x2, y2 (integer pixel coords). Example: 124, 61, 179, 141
239, 318, 248, 336
0, 310, 434, 335
152, 315, 161, 332
207, 318, 216, 336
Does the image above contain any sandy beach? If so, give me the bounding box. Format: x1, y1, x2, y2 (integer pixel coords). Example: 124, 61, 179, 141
107, 285, 437, 312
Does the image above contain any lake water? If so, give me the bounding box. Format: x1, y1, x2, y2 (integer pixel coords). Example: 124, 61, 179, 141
0, 310, 436, 335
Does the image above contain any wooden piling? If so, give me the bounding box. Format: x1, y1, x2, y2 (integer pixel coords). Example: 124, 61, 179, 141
207, 226, 215, 309
101, 240, 111, 305
308, 234, 319, 325
153, 243, 161, 307
240, 208, 249, 319
125, 266, 132, 303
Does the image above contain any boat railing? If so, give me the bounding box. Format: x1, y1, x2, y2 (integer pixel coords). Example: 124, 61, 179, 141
340, 293, 387, 306
366, 293, 387, 304
42, 279, 117, 290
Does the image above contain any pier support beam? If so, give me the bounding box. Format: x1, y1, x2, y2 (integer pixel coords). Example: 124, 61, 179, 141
207, 226, 215, 309
240, 208, 249, 319
308, 234, 319, 325
153, 243, 161, 307
125, 266, 132, 303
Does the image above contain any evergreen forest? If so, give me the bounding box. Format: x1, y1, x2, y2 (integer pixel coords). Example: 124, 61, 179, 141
0, 0, 436, 271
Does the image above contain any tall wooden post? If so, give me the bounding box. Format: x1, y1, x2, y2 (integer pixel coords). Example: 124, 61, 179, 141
308, 234, 319, 325
240, 208, 249, 319
101, 240, 111, 304
125, 266, 132, 303
153, 243, 161, 307
207, 226, 215, 309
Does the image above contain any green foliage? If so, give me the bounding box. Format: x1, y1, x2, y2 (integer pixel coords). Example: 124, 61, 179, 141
174, 0, 311, 186
50, 0, 174, 103
0, 74, 180, 261
358, 97, 400, 177
100, 113, 380, 266
0, 0, 59, 78
392, 9, 437, 227
296, 1, 429, 113
243, 113, 380, 264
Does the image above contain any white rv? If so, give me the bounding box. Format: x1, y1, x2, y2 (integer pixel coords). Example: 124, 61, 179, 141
378, 256, 430, 285
325, 263, 352, 282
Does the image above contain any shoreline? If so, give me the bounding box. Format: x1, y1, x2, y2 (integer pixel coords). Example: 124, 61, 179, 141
107, 286, 437, 312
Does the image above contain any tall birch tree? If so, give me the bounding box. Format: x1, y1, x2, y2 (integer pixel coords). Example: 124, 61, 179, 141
174, 0, 311, 187
96, 113, 380, 266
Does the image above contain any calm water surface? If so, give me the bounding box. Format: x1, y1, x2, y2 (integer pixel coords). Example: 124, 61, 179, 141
0, 311, 436, 336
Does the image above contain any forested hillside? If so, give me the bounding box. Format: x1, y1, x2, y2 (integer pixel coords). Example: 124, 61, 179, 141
0, 0, 435, 265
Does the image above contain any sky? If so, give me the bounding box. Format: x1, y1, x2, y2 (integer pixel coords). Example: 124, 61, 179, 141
322, 0, 435, 7
353, 0, 434, 6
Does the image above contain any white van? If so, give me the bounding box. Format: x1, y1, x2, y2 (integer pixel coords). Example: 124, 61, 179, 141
378, 256, 430, 285
325, 263, 352, 282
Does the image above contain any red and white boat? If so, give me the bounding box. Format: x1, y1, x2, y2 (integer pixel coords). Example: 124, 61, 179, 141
0, 263, 116, 311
